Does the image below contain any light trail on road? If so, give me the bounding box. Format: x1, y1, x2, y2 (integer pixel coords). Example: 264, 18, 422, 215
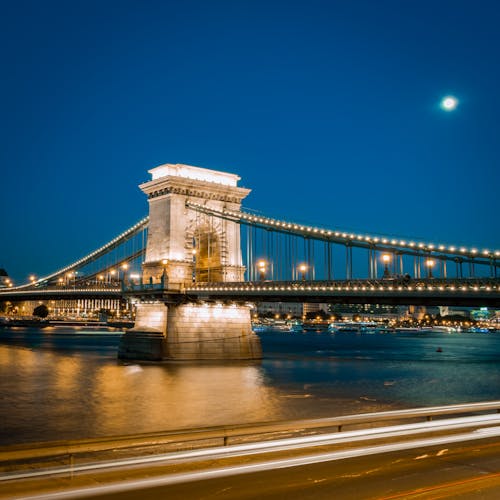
8, 415, 500, 500
3, 413, 500, 483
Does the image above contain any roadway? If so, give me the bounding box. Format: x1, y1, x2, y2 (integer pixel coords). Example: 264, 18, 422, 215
3, 414, 500, 499
80, 439, 500, 499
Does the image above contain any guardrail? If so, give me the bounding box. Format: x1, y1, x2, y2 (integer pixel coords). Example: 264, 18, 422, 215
1, 401, 499, 464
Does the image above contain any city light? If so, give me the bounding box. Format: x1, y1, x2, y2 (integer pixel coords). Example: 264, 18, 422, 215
257, 260, 267, 281
426, 259, 435, 278
298, 263, 308, 281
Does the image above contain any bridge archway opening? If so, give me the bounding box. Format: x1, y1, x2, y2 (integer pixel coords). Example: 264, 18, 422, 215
193, 229, 223, 282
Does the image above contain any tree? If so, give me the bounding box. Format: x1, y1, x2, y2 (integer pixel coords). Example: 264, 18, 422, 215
33, 304, 49, 318
305, 310, 329, 320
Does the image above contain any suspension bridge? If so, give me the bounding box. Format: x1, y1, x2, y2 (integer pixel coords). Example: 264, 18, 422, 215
1, 163, 499, 360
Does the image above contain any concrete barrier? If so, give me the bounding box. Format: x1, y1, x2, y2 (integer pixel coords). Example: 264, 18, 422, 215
1, 401, 499, 463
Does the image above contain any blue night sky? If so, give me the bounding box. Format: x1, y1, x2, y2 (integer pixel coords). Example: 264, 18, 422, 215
1, 0, 499, 282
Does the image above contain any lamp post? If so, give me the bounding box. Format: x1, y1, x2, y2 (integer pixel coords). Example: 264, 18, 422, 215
257, 260, 267, 281
298, 263, 308, 281
192, 248, 197, 282
381, 254, 391, 278
120, 263, 129, 289
161, 259, 168, 287
129, 273, 140, 284
426, 259, 435, 278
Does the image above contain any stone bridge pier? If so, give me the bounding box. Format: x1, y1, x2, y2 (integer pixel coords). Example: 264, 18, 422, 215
118, 164, 261, 361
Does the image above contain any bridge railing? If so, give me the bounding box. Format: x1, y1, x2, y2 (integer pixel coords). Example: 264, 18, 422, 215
189, 277, 500, 290
122, 282, 183, 292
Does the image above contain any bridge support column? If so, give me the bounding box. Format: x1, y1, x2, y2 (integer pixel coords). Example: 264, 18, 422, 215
118, 301, 261, 361
118, 303, 168, 361
164, 302, 261, 360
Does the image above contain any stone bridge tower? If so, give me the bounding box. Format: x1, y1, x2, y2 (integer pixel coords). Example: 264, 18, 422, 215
140, 163, 250, 287
119, 164, 262, 362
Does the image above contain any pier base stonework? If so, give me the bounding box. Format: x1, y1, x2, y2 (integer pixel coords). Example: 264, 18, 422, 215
118, 303, 167, 361
118, 302, 261, 361
164, 303, 261, 360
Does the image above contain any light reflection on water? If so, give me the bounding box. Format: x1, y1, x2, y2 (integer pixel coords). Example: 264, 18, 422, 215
0, 345, 279, 445
0, 326, 500, 445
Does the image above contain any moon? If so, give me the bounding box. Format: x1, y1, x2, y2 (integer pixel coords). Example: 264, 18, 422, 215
440, 96, 458, 111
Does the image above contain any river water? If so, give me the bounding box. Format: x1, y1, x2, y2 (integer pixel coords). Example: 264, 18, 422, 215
1, 326, 499, 445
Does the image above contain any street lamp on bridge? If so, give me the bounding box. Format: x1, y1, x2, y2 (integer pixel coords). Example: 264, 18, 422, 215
381, 254, 391, 278
120, 263, 129, 287
257, 260, 267, 281
298, 263, 308, 281
426, 258, 435, 278
192, 249, 197, 282
161, 259, 169, 287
